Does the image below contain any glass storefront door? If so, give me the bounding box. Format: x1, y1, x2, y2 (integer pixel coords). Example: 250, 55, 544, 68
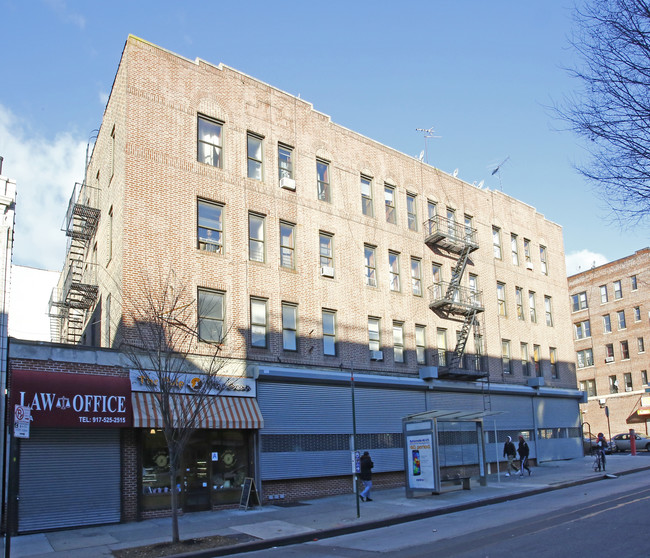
182, 440, 210, 511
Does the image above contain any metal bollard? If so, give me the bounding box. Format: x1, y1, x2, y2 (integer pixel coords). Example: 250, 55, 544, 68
630, 428, 637, 456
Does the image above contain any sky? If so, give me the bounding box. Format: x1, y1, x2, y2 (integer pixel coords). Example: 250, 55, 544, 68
0, 0, 648, 279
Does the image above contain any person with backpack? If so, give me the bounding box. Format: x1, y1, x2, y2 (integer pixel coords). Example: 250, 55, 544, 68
518, 435, 531, 476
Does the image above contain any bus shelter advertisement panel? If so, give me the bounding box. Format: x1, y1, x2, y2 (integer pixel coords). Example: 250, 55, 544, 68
407, 434, 435, 489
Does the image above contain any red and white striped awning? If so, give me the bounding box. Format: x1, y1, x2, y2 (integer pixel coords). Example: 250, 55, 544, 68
132, 392, 264, 429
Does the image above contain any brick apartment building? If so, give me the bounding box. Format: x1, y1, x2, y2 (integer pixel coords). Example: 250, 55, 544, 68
568, 248, 650, 441
8, 36, 584, 531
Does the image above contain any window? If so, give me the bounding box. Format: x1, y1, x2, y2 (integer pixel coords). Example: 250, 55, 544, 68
322, 309, 337, 356
639, 337, 646, 353
516, 287, 524, 320
540, 245, 548, 275
278, 144, 293, 180
393, 322, 405, 363
585, 379, 597, 397
406, 193, 418, 231
248, 213, 265, 262
523, 238, 532, 268
574, 320, 591, 339
624, 372, 633, 392
197, 115, 223, 168
497, 282, 507, 316
502, 340, 512, 374
617, 310, 626, 330
603, 314, 612, 333
511, 234, 519, 265
364, 245, 377, 287
631, 275, 638, 291
492, 227, 502, 259
415, 325, 427, 365
446, 207, 457, 237
411, 257, 422, 296
104, 293, 111, 347
279, 221, 295, 269
110, 125, 116, 180
319, 232, 334, 274
600, 285, 608, 303
529, 291, 537, 322
250, 298, 268, 348
464, 215, 474, 242
469, 274, 479, 306
642, 370, 648, 386
605, 343, 614, 361
609, 375, 619, 394
437, 328, 447, 366
431, 263, 442, 299
544, 296, 553, 326
247, 133, 263, 180
198, 200, 223, 253
317, 159, 331, 202
368, 317, 381, 353
521, 342, 531, 376
550, 347, 558, 379
361, 176, 373, 216
634, 306, 641, 322
389, 251, 401, 292
571, 291, 588, 312
614, 280, 623, 299
282, 303, 298, 351
108, 206, 113, 264
385, 185, 396, 224
533, 344, 541, 376
577, 348, 594, 368
426, 200, 437, 235
621, 340, 630, 360
198, 289, 224, 343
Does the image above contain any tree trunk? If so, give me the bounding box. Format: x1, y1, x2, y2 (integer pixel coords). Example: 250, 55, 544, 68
169, 461, 180, 543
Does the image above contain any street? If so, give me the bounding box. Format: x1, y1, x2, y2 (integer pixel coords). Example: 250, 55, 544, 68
228, 470, 650, 557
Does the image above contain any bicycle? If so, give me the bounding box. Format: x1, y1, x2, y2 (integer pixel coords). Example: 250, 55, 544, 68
593, 449, 605, 472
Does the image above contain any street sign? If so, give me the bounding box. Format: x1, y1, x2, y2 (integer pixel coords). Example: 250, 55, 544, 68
14, 405, 31, 438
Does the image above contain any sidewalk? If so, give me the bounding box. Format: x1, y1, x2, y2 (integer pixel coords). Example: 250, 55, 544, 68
3, 454, 649, 558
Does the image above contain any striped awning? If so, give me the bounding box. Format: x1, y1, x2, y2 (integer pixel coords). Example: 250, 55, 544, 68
132, 392, 264, 429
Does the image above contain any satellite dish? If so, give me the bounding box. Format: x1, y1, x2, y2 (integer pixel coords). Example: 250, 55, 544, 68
477, 180, 484, 189
418, 150, 425, 161
452, 168, 459, 177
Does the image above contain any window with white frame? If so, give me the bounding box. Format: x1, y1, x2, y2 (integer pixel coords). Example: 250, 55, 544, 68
605, 343, 614, 361
364, 245, 377, 287
609, 374, 619, 394
533, 344, 541, 376
502, 340, 512, 374
393, 322, 405, 363
469, 274, 479, 306
248, 213, 265, 262
250, 297, 268, 348
437, 328, 447, 366
411, 257, 422, 296
197, 115, 222, 168
247, 133, 263, 180
529, 291, 537, 322
426, 200, 437, 235
634, 306, 641, 321
614, 280, 622, 299
571, 291, 588, 312
407, 193, 418, 231
282, 303, 298, 351
389, 251, 401, 292
385, 184, 396, 224
550, 347, 558, 379
544, 296, 553, 326
446, 207, 456, 237
540, 245, 548, 275
523, 238, 532, 267
621, 340, 630, 360
577, 348, 594, 368
600, 285, 608, 303
603, 314, 612, 333
631, 275, 638, 291
280, 221, 295, 269
511, 234, 519, 265
521, 342, 530, 376
624, 372, 633, 392
497, 282, 507, 316
617, 310, 626, 329
464, 215, 474, 242
322, 309, 337, 356
642, 370, 648, 385
198, 289, 225, 343
361, 175, 373, 216
516, 287, 524, 320
317, 159, 331, 202
492, 226, 502, 259
319, 232, 334, 275
368, 317, 381, 354
198, 199, 223, 253
639, 337, 646, 353
415, 325, 426, 365
575, 319, 591, 339
108, 206, 113, 264
278, 143, 294, 180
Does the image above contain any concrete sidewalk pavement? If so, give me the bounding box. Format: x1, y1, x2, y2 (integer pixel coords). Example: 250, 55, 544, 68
3, 454, 650, 558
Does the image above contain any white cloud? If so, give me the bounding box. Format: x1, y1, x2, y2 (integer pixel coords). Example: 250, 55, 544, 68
0, 103, 86, 270
565, 249, 609, 276
43, 0, 86, 29
9, 266, 60, 342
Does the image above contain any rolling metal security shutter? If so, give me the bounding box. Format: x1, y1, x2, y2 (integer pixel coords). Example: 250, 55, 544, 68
18, 428, 121, 533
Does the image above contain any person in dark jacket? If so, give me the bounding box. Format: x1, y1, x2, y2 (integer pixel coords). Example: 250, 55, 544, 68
596, 432, 607, 471
517, 435, 531, 476
503, 436, 519, 476
359, 451, 374, 501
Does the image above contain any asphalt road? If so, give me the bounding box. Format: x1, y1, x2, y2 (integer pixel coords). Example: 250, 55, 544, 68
228, 471, 650, 557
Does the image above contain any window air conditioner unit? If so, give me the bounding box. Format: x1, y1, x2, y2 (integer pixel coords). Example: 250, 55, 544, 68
526, 262, 534, 270
370, 350, 384, 361
605, 356, 614, 363
320, 266, 334, 278
280, 177, 296, 191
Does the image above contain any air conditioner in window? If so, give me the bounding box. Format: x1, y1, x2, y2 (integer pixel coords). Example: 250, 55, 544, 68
320, 266, 334, 278
280, 177, 296, 191
370, 350, 384, 361
526, 262, 534, 270
605, 356, 614, 363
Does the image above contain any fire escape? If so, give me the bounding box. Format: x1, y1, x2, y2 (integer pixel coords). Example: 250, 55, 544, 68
49, 183, 100, 344
424, 214, 489, 394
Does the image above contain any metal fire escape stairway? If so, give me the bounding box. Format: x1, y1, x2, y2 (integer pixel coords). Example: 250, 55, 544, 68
424, 214, 489, 394
49, 182, 100, 344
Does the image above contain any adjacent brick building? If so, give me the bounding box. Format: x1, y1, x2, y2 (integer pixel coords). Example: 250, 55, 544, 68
568, 248, 650, 441
14, 35, 585, 531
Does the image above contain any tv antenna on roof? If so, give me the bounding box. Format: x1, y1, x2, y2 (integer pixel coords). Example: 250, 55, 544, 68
416, 127, 441, 164
490, 156, 510, 191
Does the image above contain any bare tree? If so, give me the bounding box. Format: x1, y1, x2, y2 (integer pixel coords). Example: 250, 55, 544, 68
118, 270, 237, 543
560, 0, 650, 223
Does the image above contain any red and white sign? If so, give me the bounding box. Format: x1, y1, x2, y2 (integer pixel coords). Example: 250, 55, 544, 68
14, 405, 31, 438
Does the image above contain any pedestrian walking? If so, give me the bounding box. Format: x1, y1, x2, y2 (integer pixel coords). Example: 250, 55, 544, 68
517, 435, 531, 476
359, 451, 374, 501
503, 436, 519, 476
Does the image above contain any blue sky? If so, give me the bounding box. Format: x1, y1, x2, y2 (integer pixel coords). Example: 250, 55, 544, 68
1, 0, 647, 275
